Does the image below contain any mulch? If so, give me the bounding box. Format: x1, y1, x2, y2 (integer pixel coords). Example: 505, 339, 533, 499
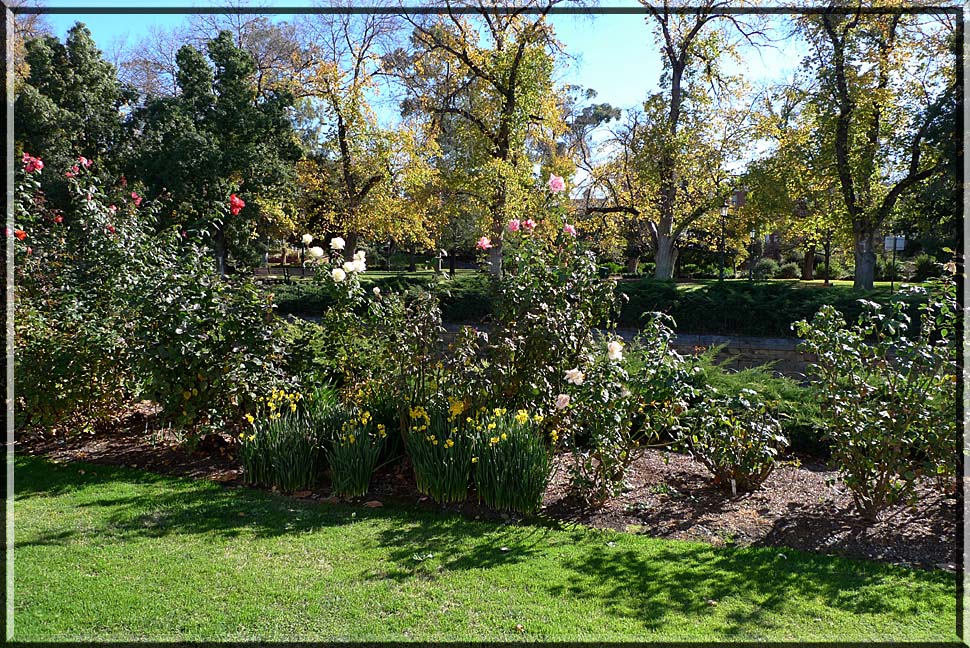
17, 402, 958, 572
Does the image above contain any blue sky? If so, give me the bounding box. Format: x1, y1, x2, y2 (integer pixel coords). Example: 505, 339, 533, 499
41, 1, 801, 118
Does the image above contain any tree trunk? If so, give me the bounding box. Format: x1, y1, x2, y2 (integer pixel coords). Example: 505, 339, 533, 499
653, 236, 678, 280
801, 244, 816, 281
343, 232, 359, 262
448, 252, 456, 278
853, 230, 877, 290
408, 246, 417, 273
486, 244, 502, 277
626, 255, 640, 274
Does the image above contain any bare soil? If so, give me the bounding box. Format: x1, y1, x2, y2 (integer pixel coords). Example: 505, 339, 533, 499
17, 403, 957, 572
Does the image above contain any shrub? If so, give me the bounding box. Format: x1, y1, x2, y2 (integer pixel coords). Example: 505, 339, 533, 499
14, 155, 141, 430
776, 262, 801, 279
462, 213, 620, 412
752, 258, 780, 280
616, 279, 926, 338
911, 253, 943, 282
135, 272, 291, 434
238, 390, 317, 493
681, 387, 787, 493
624, 313, 697, 444
404, 402, 473, 503
559, 336, 640, 506
691, 352, 828, 456
794, 271, 958, 519
472, 408, 552, 514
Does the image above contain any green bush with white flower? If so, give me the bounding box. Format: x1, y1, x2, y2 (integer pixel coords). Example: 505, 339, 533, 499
680, 387, 787, 493
794, 271, 959, 520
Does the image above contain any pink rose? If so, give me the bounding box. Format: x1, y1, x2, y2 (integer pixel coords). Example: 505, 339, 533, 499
563, 224, 577, 237
507, 219, 520, 232
131, 191, 142, 207
78, 156, 92, 169
522, 219, 536, 233
108, 205, 117, 214
547, 174, 566, 194
65, 166, 79, 178
476, 236, 493, 250
21, 153, 43, 173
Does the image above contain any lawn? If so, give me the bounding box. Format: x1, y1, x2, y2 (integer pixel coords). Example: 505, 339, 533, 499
14, 455, 958, 642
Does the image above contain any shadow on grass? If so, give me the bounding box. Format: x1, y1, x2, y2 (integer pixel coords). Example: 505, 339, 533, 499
16, 455, 955, 636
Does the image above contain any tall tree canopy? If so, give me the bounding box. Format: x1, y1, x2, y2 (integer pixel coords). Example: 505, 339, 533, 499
391, 0, 568, 275
131, 30, 303, 267
797, 3, 956, 289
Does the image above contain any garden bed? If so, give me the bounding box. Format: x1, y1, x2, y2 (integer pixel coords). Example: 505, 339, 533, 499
17, 404, 956, 572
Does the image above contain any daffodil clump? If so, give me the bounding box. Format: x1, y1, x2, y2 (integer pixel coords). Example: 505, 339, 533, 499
404, 400, 473, 503
472, 408, 552, 515
238, 389, 317, 493
324, 407, 387, 498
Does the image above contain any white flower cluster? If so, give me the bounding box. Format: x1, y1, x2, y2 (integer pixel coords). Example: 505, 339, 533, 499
331, 249, 366, 282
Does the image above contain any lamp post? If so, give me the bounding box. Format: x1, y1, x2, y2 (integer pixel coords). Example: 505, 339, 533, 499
748, 229, 756, 283
719, 203, 728, 282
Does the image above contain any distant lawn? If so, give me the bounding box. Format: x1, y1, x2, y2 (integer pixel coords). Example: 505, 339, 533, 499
15, 456, 957, 641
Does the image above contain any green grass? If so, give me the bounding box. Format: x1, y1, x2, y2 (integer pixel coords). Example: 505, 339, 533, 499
14, 455, 957, 641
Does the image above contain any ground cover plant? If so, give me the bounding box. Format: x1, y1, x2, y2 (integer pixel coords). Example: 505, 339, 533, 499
14, 455, 958, 642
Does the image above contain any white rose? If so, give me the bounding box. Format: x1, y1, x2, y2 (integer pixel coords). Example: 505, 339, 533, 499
372, 286, 381, 296
308, 246, 324, 258
555, 394, 570, 410
342, 261, 356, 273
352, 259, 366, 273
353, 250, 366, 262
330, 236, 346, 251
301, 234, 313, 245
608, 340, 624, 362
331, 267, 346, 282
564, 368, 585, 386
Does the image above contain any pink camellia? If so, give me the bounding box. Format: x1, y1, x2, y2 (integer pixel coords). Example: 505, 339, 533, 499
547, 173, 566, 194
131, 191, 142, 207
563, 223, 577, 237
507, 219, 521, 232
521, 218, 537, 233
108, 205, 117, 214
476, 236, 493, 251
21, 152, 43, 173
65, 165, 79, 178
229, 193, 245, 215
78, 155, 92, 169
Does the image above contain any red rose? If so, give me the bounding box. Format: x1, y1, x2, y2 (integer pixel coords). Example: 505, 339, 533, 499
107, 225, 116, 234
229, 193, 245, 215
54, 215, 63, 223
14, 229, 27, 241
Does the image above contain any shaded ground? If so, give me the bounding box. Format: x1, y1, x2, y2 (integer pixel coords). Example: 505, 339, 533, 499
18, 403, 956, 571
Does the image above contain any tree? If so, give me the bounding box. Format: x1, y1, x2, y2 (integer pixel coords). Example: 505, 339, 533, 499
583, 1, 764, 279
391, 0, 567, 275
15, 23, 136, 207
798, 4, 956, 289
296, 10, 438, 258
741, 85, 848, 281
587, 87, 749, 278
131, 31, 303, 267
